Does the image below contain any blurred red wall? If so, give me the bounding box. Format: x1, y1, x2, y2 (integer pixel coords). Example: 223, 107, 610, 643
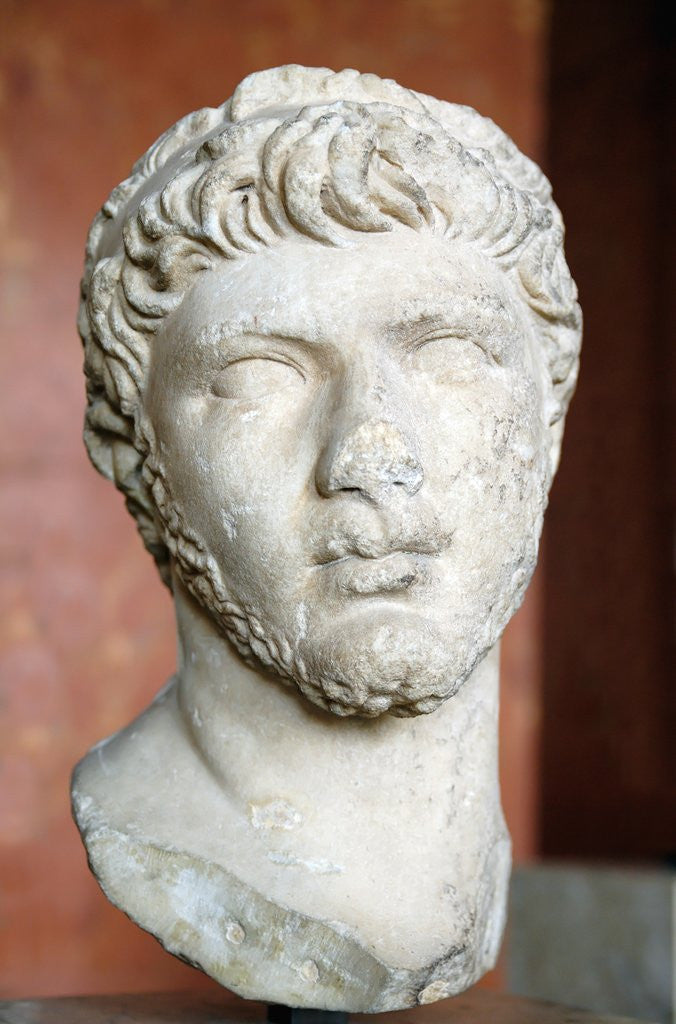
0, 0, 549, 999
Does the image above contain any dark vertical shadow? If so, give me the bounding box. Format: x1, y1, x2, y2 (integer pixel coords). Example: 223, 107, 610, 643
541, 0, 675, 857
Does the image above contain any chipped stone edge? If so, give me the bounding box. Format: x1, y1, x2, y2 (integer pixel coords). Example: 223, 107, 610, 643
71, 785, 494, 1011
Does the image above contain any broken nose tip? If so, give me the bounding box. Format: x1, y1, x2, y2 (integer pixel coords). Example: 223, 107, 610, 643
322, 418, 423, 499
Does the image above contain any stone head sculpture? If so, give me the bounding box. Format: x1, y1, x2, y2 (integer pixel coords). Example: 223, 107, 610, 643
72, 66, 581, 1011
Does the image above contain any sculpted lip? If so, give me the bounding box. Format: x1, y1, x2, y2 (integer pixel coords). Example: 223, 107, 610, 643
316, 551, 431, 595
312, 533, 443, 567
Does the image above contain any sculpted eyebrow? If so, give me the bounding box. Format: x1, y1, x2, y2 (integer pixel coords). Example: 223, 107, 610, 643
195, 322, 323, 348
389, 314, 446, 339
390, 303, 507, 341
241, 327, 320, 345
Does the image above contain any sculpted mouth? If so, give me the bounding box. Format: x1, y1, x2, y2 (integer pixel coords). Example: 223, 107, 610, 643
313, 534, 443, 567
314, 550, 432, 595
314, 547, 429, 567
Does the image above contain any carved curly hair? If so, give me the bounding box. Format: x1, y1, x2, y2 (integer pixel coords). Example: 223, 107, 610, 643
79, 65, 581, 586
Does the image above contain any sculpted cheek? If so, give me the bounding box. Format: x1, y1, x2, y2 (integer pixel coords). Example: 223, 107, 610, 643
419, 375, 523, 489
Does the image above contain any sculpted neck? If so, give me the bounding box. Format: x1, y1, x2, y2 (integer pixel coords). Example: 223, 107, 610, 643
73, 574, 510, 1001
173, 575, 503, 827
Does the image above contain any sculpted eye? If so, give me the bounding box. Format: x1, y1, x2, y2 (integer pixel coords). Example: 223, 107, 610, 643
212, 357, 304, 400
410, 335, 489, 384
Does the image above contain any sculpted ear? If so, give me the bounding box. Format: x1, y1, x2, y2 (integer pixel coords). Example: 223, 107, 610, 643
547, 417, 565, 480
543, 323, 581, 485
516, 232, 582, 487
81, 261, 172, 586
83, 393, 172, 588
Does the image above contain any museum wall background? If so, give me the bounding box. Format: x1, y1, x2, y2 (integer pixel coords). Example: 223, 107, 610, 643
0, 0, 672, 1002
540, 0, 675, 862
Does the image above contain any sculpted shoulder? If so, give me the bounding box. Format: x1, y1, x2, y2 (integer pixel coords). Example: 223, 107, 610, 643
71, 679, 220, 840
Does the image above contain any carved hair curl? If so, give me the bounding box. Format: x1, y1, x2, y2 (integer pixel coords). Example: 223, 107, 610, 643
79, 66, 581, 585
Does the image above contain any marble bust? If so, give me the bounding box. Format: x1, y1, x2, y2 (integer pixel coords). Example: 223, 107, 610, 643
71, 65, 581, 1011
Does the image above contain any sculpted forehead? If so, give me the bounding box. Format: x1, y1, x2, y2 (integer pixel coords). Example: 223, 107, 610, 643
167, 230, 530, 356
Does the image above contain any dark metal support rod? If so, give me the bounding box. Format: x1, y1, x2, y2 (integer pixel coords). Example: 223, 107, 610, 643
267, 1005, 349, 1024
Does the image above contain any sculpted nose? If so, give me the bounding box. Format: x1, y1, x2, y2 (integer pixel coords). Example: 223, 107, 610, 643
316, 418, 424, 502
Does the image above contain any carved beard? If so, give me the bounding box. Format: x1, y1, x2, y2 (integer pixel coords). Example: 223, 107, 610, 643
146, 457, 471, 718
180, 543, 465, 720
222, 601, 467, 719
